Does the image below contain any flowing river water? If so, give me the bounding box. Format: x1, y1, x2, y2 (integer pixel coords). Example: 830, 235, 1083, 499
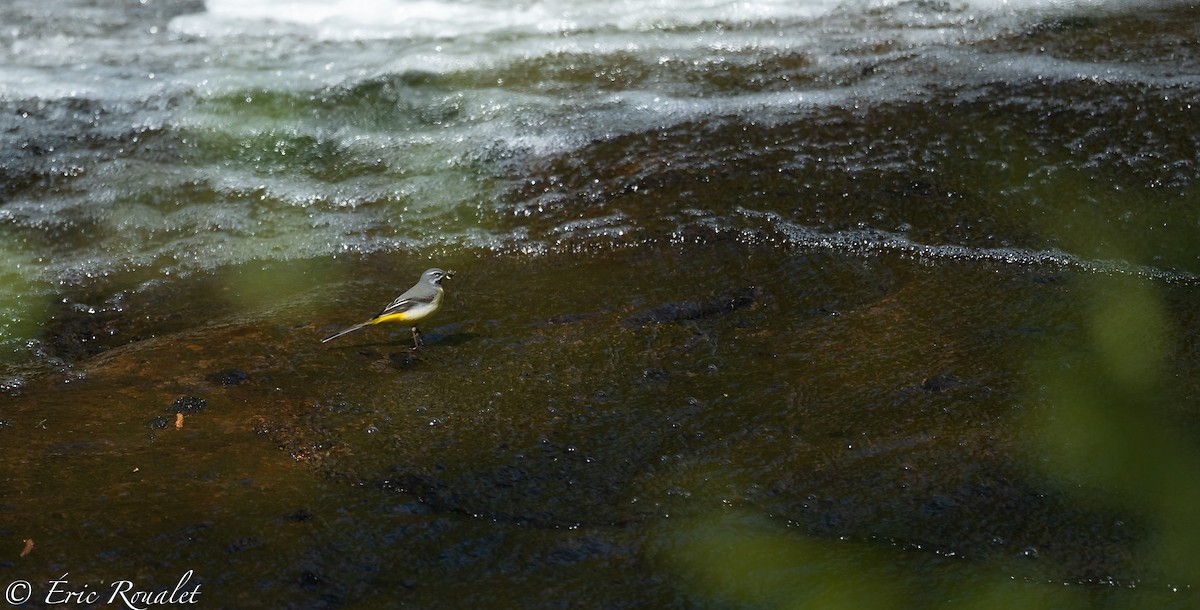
2, 0, 1200, 607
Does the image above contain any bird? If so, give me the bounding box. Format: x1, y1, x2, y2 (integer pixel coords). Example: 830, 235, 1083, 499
322, 268, 454, 348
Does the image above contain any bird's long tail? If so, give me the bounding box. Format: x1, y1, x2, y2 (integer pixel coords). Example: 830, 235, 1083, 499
321, 320, 373, 343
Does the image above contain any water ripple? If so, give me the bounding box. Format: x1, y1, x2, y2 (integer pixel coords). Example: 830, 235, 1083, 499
738, 207, 1200, 284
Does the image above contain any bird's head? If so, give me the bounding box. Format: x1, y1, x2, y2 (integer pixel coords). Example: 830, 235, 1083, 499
422, 268, 454, 285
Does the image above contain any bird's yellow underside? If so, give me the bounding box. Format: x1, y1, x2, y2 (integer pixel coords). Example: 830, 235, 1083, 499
371, 312, 417, 324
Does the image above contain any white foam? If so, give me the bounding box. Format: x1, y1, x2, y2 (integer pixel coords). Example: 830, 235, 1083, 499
178, 0, 1176, 42
183, 0, 841, 40
163, 0, 1197, 109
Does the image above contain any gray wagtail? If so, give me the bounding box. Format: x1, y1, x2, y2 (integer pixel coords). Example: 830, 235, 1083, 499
322, 268, 454, 347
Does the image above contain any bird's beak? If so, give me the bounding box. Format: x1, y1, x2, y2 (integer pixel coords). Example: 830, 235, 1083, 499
445, 270, 456, 279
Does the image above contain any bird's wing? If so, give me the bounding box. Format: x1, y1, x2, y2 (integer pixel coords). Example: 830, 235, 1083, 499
378, 290, 438, 317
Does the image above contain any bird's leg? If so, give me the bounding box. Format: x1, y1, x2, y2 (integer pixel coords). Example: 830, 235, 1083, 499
411, 327, 424, 349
